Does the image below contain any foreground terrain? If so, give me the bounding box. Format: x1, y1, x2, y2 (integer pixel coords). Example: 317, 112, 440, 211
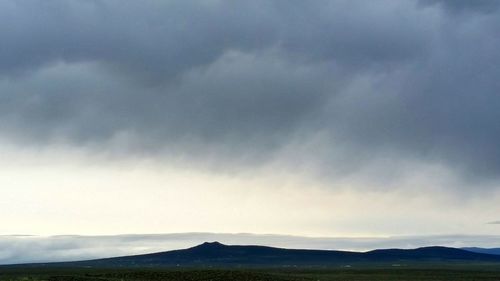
2, 266, 500, 281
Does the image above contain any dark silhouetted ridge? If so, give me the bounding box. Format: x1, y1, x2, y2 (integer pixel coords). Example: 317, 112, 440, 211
462, 247, 500, 256
8, 242, 500, 268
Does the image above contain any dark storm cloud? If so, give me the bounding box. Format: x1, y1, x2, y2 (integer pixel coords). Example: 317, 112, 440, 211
420, 0, 500, 14
1, 0, 500, 185
0, 1, 426, 77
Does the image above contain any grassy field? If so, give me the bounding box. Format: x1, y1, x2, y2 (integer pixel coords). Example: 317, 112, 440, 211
2, 266, 500, 281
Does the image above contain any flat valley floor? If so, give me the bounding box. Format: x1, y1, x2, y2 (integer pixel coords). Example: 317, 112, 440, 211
2, 266, 500, 281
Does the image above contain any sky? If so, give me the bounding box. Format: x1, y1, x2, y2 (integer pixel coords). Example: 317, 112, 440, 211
1, 0, 500, 262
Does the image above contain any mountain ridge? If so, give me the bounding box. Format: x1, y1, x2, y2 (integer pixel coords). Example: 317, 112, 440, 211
6, 242, 500, 268
462, 247, 500, 256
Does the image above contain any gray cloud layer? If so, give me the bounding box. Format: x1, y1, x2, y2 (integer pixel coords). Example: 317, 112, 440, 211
2, 233, 500, 265
1, 1, 500, 187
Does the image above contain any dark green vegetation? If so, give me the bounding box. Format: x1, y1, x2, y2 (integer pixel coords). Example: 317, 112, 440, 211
2, 266, 500, 281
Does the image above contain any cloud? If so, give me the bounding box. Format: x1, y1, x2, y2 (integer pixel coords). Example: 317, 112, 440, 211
419, 0, 500, 14
0, 0, 500, 190
0, 1, 427, 77
487, 221, 500, 225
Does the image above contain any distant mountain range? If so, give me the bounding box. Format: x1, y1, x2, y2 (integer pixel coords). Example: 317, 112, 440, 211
8, 242, 500, 268
462, 247, 500, 256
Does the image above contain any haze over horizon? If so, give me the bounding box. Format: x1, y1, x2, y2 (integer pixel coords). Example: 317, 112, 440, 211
1, 0, 500, 263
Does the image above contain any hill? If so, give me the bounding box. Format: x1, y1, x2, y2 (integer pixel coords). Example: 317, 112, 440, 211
9, 242, 500, 268
463, 247, 500, 256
